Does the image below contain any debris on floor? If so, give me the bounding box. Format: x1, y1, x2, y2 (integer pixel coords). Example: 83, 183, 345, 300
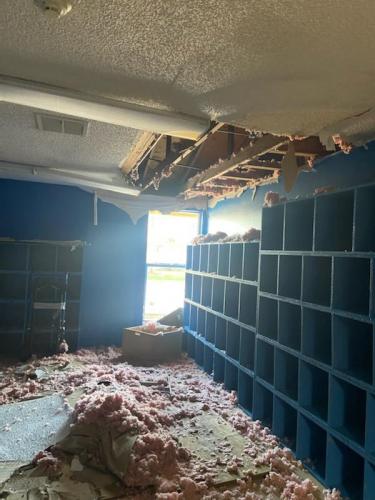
0, 348, 341, 499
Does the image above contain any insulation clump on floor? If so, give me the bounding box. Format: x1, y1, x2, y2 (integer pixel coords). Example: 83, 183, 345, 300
0, 348, 341, 499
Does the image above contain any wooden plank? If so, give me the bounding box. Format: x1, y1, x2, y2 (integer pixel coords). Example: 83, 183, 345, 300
185, 134, 288, 190
120, 131, 157, 174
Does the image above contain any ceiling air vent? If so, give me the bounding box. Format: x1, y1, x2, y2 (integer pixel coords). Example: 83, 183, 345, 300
34, 113, 89, 136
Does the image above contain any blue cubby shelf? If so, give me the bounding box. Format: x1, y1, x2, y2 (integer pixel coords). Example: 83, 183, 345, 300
185, 183, 375, 499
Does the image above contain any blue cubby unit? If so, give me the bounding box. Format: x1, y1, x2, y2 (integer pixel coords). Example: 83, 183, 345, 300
218, 244, 230, 276
278, 255, 301, 300
204, 345, 214, 374
192, 275, 202, 303
214, 352, 225, 383
195, 338, 204, 367
275, 348, 299, 400
330, 376, 367, 446
258, 295, 278, 340
278, 301, 301, 351
229, 243, 243, 278
256, 339, 274, 384
238, 371, 253, 413
260, 254, 278, 294
302, 307, 332, 365
326, 436, 364, 500
239, 283, 257, 326
261, 204, 284, 250
185, 273, 192, 300
205, 313, 215, 344
333, 257, 370, 315
243, 242, 259, 281
333, 315, 373, 384
190, 305, 197, 332
212, 278, 225, 312
208, 244, 219, 273
197, 308, 206, 337
273, 396, 298, 451
297, 415, 327, 480
215, 317, 227, 351
224, 281, 239, 319
201, 276, 212, 307
226, 322, 240, 360
303, 256, 332, 307
315, 190, 354, 251
355, 185, 375, 252
284, 199, 314, 251
200, 244, 209, 272
253, 382, 273, 428
239, 327, 255, 371
299, 361, 329, 420
225, 359, 238, 391
192, 245, 200, 271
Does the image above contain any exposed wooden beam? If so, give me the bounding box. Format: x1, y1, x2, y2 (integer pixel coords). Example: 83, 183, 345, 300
120, 131, 157, 174
142, 122, 224, 192
185, 134, 288, 190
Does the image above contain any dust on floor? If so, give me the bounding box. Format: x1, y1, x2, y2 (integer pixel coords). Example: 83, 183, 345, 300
0, 348, 341, 499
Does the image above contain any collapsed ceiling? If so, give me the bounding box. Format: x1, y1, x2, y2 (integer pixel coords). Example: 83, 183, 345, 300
1, 0, 375, 201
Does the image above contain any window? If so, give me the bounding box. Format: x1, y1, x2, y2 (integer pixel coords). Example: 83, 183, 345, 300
144, 211, 200, 320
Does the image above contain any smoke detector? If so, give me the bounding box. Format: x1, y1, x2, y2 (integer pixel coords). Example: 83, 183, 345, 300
34, 0, 72, 18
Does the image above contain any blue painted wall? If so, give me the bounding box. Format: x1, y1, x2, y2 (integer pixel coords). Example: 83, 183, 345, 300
209, 142, 375, 234
0, 179, 147, 347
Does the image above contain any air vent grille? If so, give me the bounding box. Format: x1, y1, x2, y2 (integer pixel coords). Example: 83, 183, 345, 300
34, 113, 88, 136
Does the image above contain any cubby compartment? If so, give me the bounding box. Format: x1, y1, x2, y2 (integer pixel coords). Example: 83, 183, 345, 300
203, 346, 214, 374
186, 332, 196, 358
200, 244, 209, 272
315, 191, 354, 251
183, 302, 190, 328
185, 273, 192, 300
208, 244, 219, 274
229, 243, 243, 279
205, 313, 215, 344
67, 274, 81, 300
226, 322, 240, 360
355, 185, 375, 252
57, 246, 83, 272
0, 273, 27, 300
275, 349, 299, 400
212, 279, 225, 313
299, 361, 329, 420
215, 317, 227, 351
186, 245, 192, 270
224, 281, 239, 319
297, 416, 327, 479
0, 303, 25, 332
238, 371, 253, 413
192, 245, 200, 271
366, 394, 375, 456
261, 204, 284, 250
218, 244, 230, 276
0, 243, 27, 271
243, 242, 259, 281
256, 339, 274, 384
333, 257, 370, 315
201, 277, 212, 307
259, 254, 278, 294
364, 462, 375, 500
195, 338, 204, 367
273, 397, 297, 450
253, 382, 273, 428
278, 301, 301, 351
197, 308, 206, 337
258, 296, 278, 340
239, 328, 255, 371
213, 352, 225, 383
303, 256, 331, 306
190, 305, 197, 332
326, 437, 364, 500
333, 316, 373, 384
192, 275, 202, 303
30, 244, 56, 272
225, 360, 238, 391
302, 308, 332, 365
284, 199, 314, 251
330, 376, 367, 446
278, 255, 301, 300
239, 283, 257, 326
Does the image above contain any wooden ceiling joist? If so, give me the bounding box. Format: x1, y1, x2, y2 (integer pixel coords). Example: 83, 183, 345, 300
120, 131, 157, 174
185, 134, 288, 191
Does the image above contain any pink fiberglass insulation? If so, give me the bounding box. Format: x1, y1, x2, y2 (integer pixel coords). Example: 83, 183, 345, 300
0, 348, 342, 499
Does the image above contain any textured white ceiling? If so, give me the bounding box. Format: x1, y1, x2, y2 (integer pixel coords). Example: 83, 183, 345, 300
0, 102, 139, 171
1, 0, 375, 138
